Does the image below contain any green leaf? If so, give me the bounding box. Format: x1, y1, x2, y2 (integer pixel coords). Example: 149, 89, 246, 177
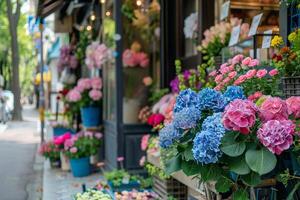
215, 176, 232, 193
182, 146, 194, 161
228, 156, 250, 175
233, 189, 249, 200
199, 165, 222, 182
165, 155, 182, 175
221, 132, 246, 157
287, 182, 300, 200
245, 148, 277, 175
181, 160, 202, 176
241, 172, 262, 186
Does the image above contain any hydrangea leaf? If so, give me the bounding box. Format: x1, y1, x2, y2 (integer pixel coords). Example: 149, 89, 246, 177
215, 176, 232, 193
182, 146, 194, 161
199, 165, 222, 182
164, 155, 182, 175
181, 160, 202, 176
245, 148, 277, 175
241, 171, 262, 186
233, 189, 249, 200
221, 132, 246, 157
228, 156, 250, 175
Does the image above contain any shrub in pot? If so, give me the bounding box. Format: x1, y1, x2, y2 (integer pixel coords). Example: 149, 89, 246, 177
39, 140, 60, 168
67, 77, 102, 128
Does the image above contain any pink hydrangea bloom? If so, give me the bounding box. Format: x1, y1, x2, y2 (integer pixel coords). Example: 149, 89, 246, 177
89, 89, 102, 101
269, 69, 278, 76
141, 134, 150, 151
256, 69, 268, 78
286, 96, 300, 118
91, 77, 103, 90
222, 99, 257, 134
257, 120, 295, 155
67, 89, 82, 102
259, 97, 289, 122
77, 78, 92, 90
245, 69, 257, 79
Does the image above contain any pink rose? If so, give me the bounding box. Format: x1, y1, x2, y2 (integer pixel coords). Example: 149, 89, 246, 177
234, 75, 247, 85
256, 69, 268, 78
286, 96, 300, 118
241, 57, 252, 66
215, 74, 223, 84
228, 71, 237, 79
70, 147, 78, 153
259, 97, 289, 122
257, 120, 295, 155
245, 69, 257, 79
91, 77, 103, 89
89, 89, 102, 101
232, 54, 244, 64
141, 134, 150, 151
269, 69, 278, 77
248, 59, 260, 67
209, 70, 217, 77
222, 99, 257, 134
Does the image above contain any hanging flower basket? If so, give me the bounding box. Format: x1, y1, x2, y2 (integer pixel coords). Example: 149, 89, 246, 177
282, 76, 300, 98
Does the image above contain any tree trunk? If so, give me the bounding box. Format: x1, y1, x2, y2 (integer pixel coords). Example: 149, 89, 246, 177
6, 0, 22, 120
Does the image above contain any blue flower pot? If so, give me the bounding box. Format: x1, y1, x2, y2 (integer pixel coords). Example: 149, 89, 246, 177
53, 127, 75, 137
80, 107, 101, 127
70, 157, 90, 177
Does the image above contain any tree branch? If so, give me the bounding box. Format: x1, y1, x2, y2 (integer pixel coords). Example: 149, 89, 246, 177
16, 0, 21, 22
5, 0, 13, 23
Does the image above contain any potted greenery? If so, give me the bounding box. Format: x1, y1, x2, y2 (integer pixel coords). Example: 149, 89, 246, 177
64, 132, 93, 177
271, 29, 300, 98
67, 77, 103, 128
39, 140, 60, 168
104, 169, 140, 192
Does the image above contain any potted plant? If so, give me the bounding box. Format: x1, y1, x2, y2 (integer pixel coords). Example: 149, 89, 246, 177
82, 131, 103, 164
39, 140, 60, 168
54, 132, 72, 171
271, 30, 300, 98
67, 77, 103, 128
64, 133, 93, 177
104, 169, 140, 192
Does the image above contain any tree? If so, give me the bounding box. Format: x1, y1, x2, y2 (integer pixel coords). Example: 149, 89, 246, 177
5, 0, 22, 120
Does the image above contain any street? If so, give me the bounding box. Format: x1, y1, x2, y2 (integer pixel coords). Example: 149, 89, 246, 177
0, 106, 41, 200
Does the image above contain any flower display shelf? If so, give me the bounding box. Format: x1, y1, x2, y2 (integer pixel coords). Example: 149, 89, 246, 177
107, 180, 140, 192
282, 76, 300, 98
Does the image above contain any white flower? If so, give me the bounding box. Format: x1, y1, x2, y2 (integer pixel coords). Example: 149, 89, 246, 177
184, 12, 198, 39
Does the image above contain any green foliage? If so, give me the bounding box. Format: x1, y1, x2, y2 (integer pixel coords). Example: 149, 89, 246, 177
221, 132, 246, 157
232, 189, 249, 200
228, 156, 250, 175
145, 163, 170, 179
104, 170, 138, 187
75, 30, 91, 64
241, 172, 262, 186
215, 176, 232, 193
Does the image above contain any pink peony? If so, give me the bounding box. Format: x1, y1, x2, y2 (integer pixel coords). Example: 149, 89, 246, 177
232, 54, 244, 64
91, 77, 103, 89
228, 71, 237, 79
67, 89, 82, 102
141, 134, 150, 151
286, 96, 300, 118
222, 99, 257, 134
70, 147, 78, 153
256, 69, 268, 78
269, 69, 278, 77
89, 89, 102, 101
215, 74, 223, 84
234, 75, 247, 85
259, 97, 289, 122
248, 59, 260, 67
245, 69, 257, 79
241, 57, 252, 66
257, 120, 295, 155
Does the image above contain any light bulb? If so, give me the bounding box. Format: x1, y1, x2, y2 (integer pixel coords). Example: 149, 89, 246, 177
90, 14, 96, 21
100, 0, 105, 3
136, 0, 142, 6
105, 11, 111, 16
86, 25, 92, 31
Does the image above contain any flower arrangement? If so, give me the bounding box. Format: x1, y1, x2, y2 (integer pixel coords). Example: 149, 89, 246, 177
114, 190, 159, 200
39, 140, 60, 162
209, 54, 281, 97
74, 189, 112, 200
66, 77, 102, 107
271, 29, 300, 77
122, 42, 149, 68
58, 44, 78, 71
85, 42, 111, 70
184, 12, 198, 40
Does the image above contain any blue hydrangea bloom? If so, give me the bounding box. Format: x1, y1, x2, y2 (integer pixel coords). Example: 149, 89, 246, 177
159, 124, 182, 148
223, 86, 246, 105
198, 88, 225, 112
202, 113, 225, 136
173, 107, 201, 129
192, 130, 223, 164
174, 89, 201, 113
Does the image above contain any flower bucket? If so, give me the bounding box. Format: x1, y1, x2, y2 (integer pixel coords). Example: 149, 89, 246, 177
70, 157, 90, 177
80, 107, 101, 127
53, 127, 75, 137
60, 152, 70, 171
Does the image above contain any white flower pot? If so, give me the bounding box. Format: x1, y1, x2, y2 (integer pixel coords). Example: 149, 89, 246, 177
123, 98, 140, 124
60, 152, 70, 171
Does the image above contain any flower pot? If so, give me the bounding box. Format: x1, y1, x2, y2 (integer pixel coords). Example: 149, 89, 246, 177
49, 158, 61, 169
53, 127, 74, 137
60, 152, 70, 171
282, 76, 300, 98
80, 107, 101, 128
123, 98, 140, 124
70, 157, 90, 177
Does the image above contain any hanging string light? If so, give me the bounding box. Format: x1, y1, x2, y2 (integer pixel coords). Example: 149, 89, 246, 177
86, 25, 92, 31
105, 11, 111, 16
136, 0, 142, 6
100, 0, 105, 3
90, 13, 96, 21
